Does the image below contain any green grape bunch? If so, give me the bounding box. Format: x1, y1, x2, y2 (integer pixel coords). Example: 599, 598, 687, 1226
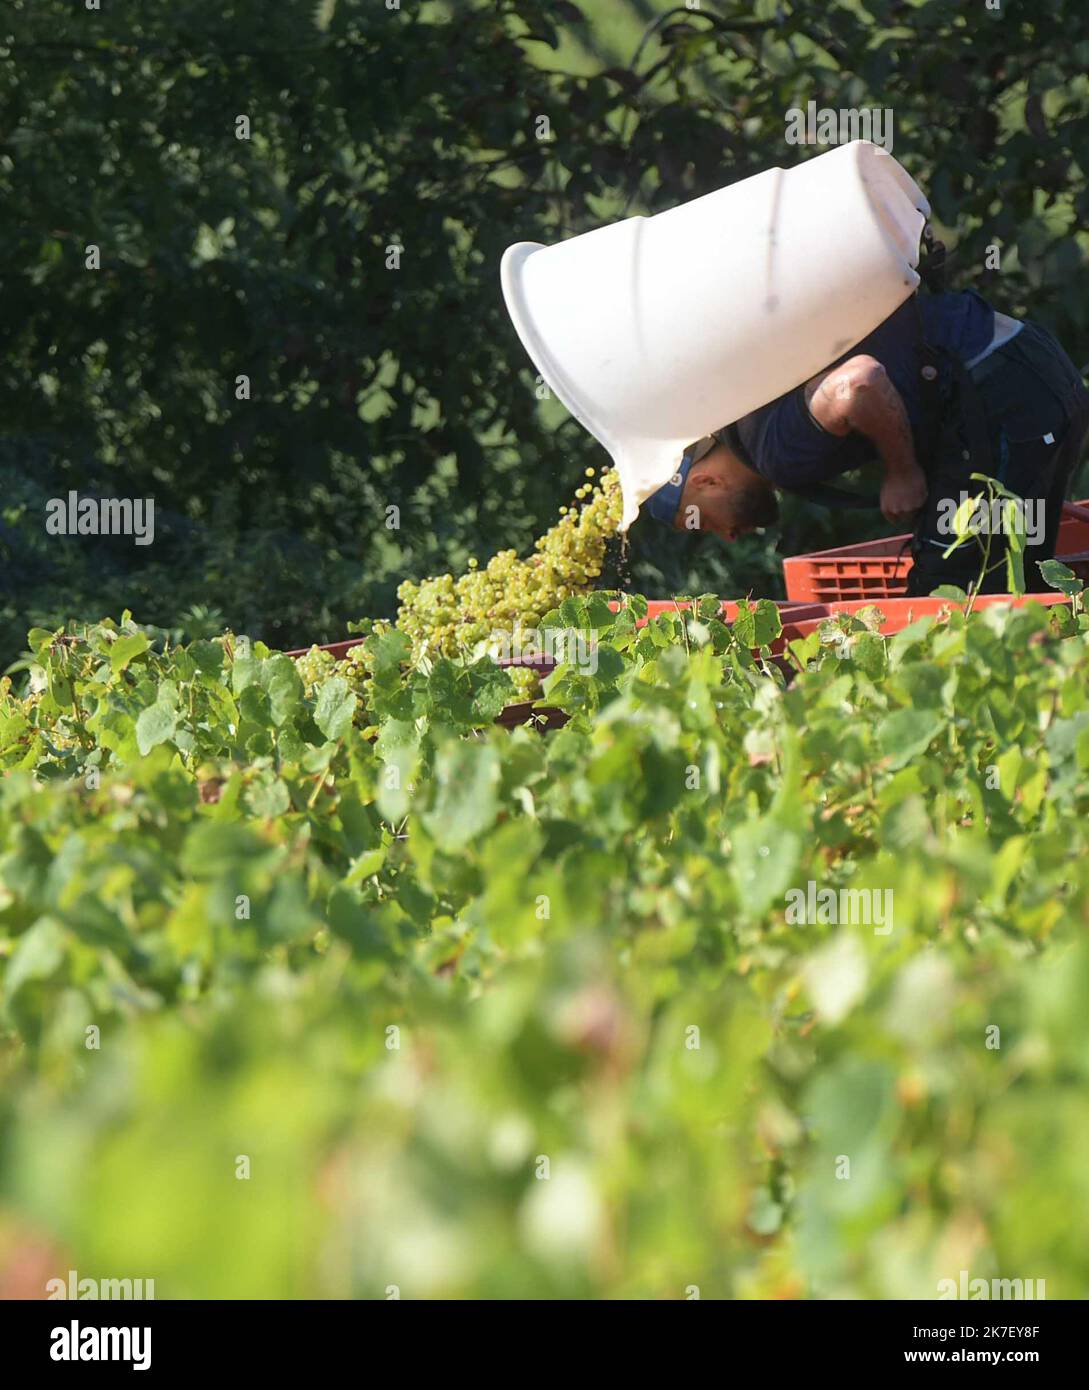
295, 467, 624, 712
397, 466, 622, 658
293, 620, 392, 713
292, 645, 338, 694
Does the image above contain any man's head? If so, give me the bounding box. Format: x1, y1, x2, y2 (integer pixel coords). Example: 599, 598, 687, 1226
651, 439, 778, 540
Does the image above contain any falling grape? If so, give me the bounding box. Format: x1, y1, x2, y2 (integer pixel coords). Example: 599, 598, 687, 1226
295, 468, 624, 713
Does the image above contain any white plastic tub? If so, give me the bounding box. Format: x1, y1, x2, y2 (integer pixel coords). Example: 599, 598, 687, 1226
501, 139, 930, 527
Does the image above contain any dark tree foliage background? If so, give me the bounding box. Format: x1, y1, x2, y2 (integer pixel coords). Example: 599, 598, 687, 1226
2, 0, 1087, 664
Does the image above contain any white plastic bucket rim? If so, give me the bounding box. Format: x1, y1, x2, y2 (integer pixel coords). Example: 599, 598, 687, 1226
501, 140, 931, 529
501, 240, 626, 471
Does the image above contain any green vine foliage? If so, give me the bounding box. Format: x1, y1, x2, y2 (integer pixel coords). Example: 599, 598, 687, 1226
2, 586, 1089, 1296
4, 1, 1089, 1297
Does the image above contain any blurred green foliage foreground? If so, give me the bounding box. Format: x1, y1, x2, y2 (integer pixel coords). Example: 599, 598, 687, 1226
4, 0, 1089, 664
2, 581, 1088, 1297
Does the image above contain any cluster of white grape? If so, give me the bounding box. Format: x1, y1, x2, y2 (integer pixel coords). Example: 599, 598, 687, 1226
292, 644, 338, 692
294, 467, 624, 709
293, 624, 390, 709
397, 466, 622, 651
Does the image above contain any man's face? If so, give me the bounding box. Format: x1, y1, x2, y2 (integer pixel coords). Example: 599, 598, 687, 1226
674, 443, 779, 541
677, 461, 779, 541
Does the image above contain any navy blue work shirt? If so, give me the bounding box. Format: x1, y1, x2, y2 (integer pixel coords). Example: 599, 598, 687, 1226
730, 290, 994, 490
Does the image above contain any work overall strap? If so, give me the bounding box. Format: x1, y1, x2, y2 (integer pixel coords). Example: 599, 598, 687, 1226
912, 226, 948, 473
913, 225, 994, 481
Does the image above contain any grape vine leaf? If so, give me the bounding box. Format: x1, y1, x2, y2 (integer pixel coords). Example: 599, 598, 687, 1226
314, 677, 357, 741
135, 702, 179, 756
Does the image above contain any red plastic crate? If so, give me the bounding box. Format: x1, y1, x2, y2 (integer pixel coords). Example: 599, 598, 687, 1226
784, 591, 1071, 640
782, 500, 1089, 602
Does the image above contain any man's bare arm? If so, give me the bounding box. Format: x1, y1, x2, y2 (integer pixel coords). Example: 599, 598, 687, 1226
804, 354, 927, 524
